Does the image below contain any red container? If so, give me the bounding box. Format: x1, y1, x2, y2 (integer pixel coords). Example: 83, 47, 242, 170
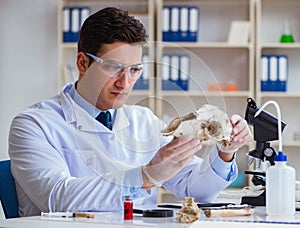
124, 196, 133, 220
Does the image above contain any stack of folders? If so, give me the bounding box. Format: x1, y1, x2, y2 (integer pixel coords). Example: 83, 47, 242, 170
161, 55, 190, 91
133, 55, 150, 90
162, 6, 199, 42
261, 55, 288, 92
63, 7, 91, 42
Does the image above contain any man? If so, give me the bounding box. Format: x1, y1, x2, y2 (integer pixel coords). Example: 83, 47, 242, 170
9, 7, 252, 217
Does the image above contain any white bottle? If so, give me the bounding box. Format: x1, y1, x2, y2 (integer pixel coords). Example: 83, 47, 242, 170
266, 151, 295, 216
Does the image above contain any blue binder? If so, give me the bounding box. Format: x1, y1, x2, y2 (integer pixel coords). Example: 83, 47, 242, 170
133, 55, 149, 90
179, 7, 189, 41
261, 55, 288, 92
63, 7, 90, 43
162, 6, 199, 42
63, 7, 72, 42
162, 55, 179, 90
260, 55, 269, 92
161, 54, 190, 91
170, 7, 180, 41
178, 55, 190, 90
269, 55, 278, 91
277, 55, 288, 92
187, 6, 199, 42
162, 7, 171, 41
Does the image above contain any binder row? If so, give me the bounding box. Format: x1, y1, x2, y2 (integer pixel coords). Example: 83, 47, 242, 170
162, 6, 199, 42
63, 7, 91, 42
261, 55, 288, 92
161, 55, 190, 91
133, 55, 150, 90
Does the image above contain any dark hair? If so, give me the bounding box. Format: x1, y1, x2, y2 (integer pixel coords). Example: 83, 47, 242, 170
78, 7, 147, 55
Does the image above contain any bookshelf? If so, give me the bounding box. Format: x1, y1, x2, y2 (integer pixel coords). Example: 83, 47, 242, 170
155, 0, 255, 183
256, 0, 300, 178
155, 0, 255, 122
57, 0, 300, 201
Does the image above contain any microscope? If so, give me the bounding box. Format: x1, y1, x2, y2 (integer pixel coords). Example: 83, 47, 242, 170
241, 98, 287, 206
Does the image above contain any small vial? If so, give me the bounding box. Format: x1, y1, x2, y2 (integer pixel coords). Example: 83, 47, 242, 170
124, 196, 133, 220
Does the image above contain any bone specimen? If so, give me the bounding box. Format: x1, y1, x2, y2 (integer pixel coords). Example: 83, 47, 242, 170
176, 197, 201, 223
161, 104, 233, 147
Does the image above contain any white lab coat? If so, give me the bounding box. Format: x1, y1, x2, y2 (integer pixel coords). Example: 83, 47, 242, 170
9, 83, 237, 216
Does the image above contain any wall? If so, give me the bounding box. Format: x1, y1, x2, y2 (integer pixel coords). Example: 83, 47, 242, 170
0, 0, 58, 160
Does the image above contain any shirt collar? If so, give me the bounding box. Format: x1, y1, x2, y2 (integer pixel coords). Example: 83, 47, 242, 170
69, 82, 115, 119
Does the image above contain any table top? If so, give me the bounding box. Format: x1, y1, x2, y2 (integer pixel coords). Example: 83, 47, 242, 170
1, 206, 300, 228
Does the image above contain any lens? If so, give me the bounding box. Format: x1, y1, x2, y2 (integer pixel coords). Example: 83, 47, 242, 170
129, 67, 142, 79
101, 61, 121, 76
99, 60, 143, 80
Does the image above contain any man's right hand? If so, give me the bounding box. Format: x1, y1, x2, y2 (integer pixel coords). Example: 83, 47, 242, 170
142, 135, 202, 188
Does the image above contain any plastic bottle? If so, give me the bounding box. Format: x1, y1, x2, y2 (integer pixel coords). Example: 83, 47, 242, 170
266, 151, 295, 216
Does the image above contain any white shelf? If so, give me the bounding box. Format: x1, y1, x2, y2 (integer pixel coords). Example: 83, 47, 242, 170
259, 92, 300, 98
159, 90, 251, 97
255, 0, 300, 179
160, 42, 252, 49
261, 43, 300, 49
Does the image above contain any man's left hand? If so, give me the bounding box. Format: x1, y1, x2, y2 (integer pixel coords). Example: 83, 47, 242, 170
217, 114, 253, 157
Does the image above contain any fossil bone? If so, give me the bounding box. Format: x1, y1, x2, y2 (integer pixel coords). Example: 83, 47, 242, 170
161, 104, 233, 148
176, 197, 201, 223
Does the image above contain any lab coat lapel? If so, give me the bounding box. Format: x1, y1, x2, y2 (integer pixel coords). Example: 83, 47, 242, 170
60, 88, 112, 133
113, 107, 130, 132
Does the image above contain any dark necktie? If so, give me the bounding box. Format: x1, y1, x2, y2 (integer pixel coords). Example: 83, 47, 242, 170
96, 111, 112, 130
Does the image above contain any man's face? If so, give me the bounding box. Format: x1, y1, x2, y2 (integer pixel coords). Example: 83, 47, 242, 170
77, 42, 143, 110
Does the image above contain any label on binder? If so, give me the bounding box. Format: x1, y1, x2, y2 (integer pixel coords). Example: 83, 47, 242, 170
260, 55, 269, 92
278, 55, 288, 91
71, 8, 80, 33
162, 7, 170, 41
63, 8, 71, 42
189, 7, 199, 42
269, 56, 277, 91
170, 56, 179, 81
180, 7, 188, 41
63, 8, 70, 32
171, 7, 179, 41
162, 55, 170, 81
80, 8, 90, 27
134, 55, 149, 90
179, 55, 189, 91
162, 55, 176, 90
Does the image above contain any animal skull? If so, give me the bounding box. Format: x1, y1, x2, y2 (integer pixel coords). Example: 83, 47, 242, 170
161, 104, 233, 148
